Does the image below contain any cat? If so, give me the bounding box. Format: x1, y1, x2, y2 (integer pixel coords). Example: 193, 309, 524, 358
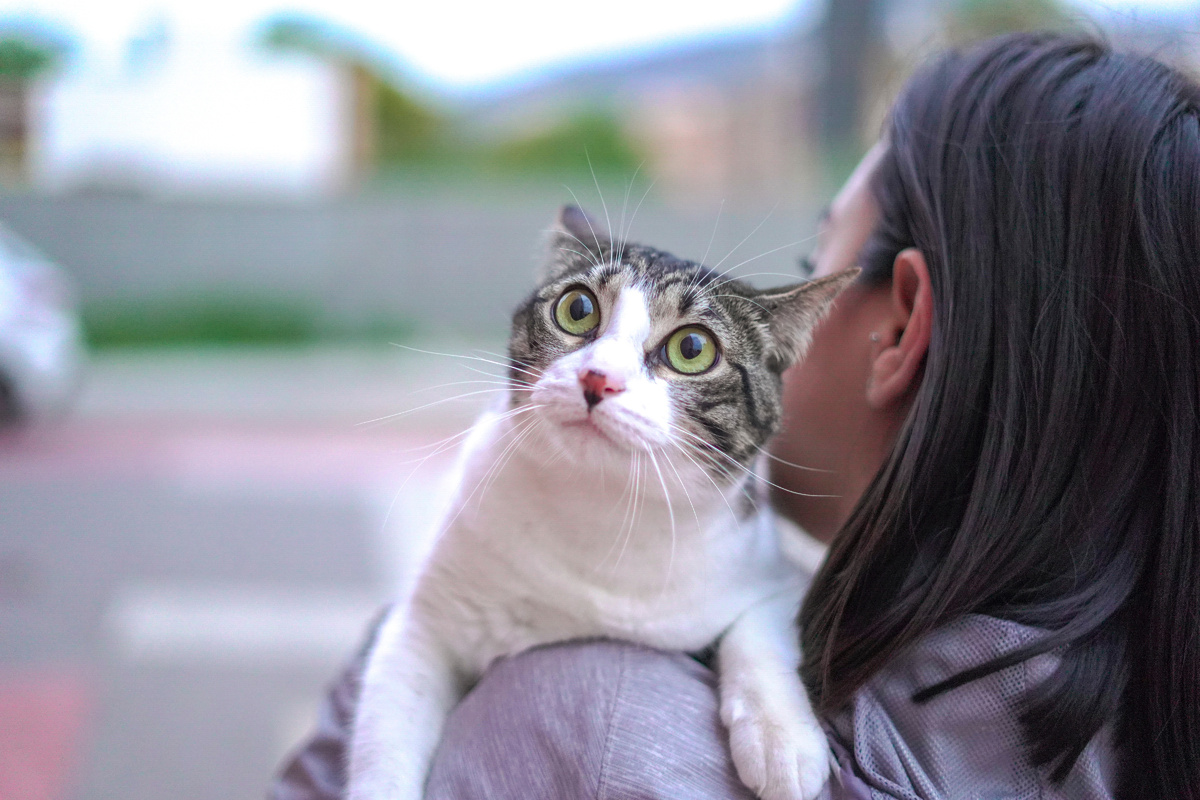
347, 206, 858, 800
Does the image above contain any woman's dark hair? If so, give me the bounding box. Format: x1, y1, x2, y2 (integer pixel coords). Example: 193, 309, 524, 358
800, 33, 1200, 799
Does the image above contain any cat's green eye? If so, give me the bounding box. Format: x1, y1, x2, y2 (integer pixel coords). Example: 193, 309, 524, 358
664, 326, 718, 375
554, 288, 600, 335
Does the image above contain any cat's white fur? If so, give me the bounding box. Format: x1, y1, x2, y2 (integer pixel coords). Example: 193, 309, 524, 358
348, 285, 830, 800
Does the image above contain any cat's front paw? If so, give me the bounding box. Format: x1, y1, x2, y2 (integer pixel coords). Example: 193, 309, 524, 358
721, 685, 831, 800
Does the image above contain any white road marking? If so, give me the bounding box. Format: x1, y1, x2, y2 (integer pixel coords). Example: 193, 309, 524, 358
105, 585, 384, 666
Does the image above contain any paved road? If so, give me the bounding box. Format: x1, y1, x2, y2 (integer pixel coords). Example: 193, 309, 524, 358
0, 343, 503, 800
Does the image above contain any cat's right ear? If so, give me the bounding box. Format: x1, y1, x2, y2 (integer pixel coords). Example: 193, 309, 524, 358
755, 267, 861, 371
540, 206, 610, 282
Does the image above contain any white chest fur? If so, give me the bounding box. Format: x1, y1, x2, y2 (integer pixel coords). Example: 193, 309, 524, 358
416, 405, 798, 674
346, 401, 824, 800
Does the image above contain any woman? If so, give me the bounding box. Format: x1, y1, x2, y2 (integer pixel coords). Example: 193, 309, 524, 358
271, 34, 1199, 800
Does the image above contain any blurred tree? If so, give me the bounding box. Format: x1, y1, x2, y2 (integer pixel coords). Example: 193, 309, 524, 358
944, 0, 1073, 42
0, 27, 70, 183
259, 13, 643, 183
373, 77, 443, 163
483, 112, 641, 176
258, 13, 445, 171
0, 35, 60, 79
259, 15, 340, 58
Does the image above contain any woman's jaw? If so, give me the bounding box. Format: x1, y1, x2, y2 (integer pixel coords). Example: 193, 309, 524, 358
770, 145, 931, 544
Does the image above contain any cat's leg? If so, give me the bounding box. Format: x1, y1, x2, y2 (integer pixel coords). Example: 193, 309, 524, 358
347, 604, 465, 800
717, 589, 830, 800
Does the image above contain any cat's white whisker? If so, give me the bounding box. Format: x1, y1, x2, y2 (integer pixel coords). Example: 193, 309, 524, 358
709, 202, 779, 276
701, 199, 726, 267
403, 379, 533, 399
437, 414, 541, 537
667, 438, 743, 525
555, 244, 604, 270
709, 235, 821, 285
662, 447, 701, 522
617, 160, 643, 252
563, 185, 609, 263
671, 423, 758, 470
708, 294, 772, 315
607, 449, 637, 572
613, 450, 646, 572
356, 388, 518, 428
389, 343, 543, 383
473, 415, 542, 510
386, 409, 546, 516
585, 151, 615, 251
535, 419, 572, 471
661, 447, 704, 577
646, 447, 678, 598
431, 446, 515, 538
667, 422, 736, 473
753, 445, 833, 473
550, 223, 605, 269
375, 407, 535, 537
615, 450, 646, 572
672, 425, 841, 499
715, 270, 817, 284
468, 427, 527, 508
599, 447, 641, 574
619, 174, 657, 258
737, 480, 762, 514
391, 410, 547, 515
680, 204, 780, 298
593, 446, 641, 575
386, 403, 543, 463
450, 361, 536, 386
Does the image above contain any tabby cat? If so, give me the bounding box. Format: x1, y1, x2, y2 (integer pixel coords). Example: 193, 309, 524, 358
347, 206, 857, 800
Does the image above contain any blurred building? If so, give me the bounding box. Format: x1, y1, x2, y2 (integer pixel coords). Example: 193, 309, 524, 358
461, 24, 822, 202
463, 0, 1200, 204
28, 28, 356, 198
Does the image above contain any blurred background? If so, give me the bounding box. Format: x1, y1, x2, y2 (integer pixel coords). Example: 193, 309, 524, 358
0, 0, 1194, 798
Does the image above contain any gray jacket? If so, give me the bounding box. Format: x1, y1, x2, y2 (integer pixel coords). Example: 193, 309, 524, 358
269, 615, 1116, 800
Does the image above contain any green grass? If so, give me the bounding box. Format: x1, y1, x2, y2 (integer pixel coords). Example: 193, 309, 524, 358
81, 295, 415, 349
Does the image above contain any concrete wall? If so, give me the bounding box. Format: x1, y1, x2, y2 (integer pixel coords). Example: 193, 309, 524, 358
0, 192, 818, 336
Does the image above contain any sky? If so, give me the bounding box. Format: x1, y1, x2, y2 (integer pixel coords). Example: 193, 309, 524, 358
0, 0, 806, 89
0, 0, 1196, 91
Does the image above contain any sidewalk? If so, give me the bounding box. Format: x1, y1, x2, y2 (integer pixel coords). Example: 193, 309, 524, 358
75, 340, 510, 428
1, 341, 507, 800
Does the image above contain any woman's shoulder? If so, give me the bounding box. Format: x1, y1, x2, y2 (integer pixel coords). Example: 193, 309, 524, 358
829, 614, 1117, 800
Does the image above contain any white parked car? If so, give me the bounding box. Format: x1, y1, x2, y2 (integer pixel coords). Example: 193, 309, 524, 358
0, 224, 85, 426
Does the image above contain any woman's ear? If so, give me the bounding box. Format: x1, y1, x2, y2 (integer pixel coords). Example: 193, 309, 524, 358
866, 247, 932, 409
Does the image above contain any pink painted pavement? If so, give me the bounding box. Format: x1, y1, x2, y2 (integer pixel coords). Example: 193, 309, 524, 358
0, 668, 92, 800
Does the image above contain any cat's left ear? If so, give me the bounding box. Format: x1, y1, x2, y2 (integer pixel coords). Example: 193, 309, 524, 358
755, 267, 861, 370
540, 205, 611, 282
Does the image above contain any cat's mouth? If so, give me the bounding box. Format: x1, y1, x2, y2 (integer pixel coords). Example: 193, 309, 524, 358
557, 407, 665, 454
561, 415, 619, 445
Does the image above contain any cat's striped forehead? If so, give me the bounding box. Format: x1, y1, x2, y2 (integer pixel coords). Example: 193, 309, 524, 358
582, 245, 720, 316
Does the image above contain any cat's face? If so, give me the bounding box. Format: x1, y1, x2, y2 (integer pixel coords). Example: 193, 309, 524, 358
508, 207, 856, 479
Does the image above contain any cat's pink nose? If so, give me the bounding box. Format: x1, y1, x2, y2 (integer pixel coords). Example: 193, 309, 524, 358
579, 369, 624, 409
